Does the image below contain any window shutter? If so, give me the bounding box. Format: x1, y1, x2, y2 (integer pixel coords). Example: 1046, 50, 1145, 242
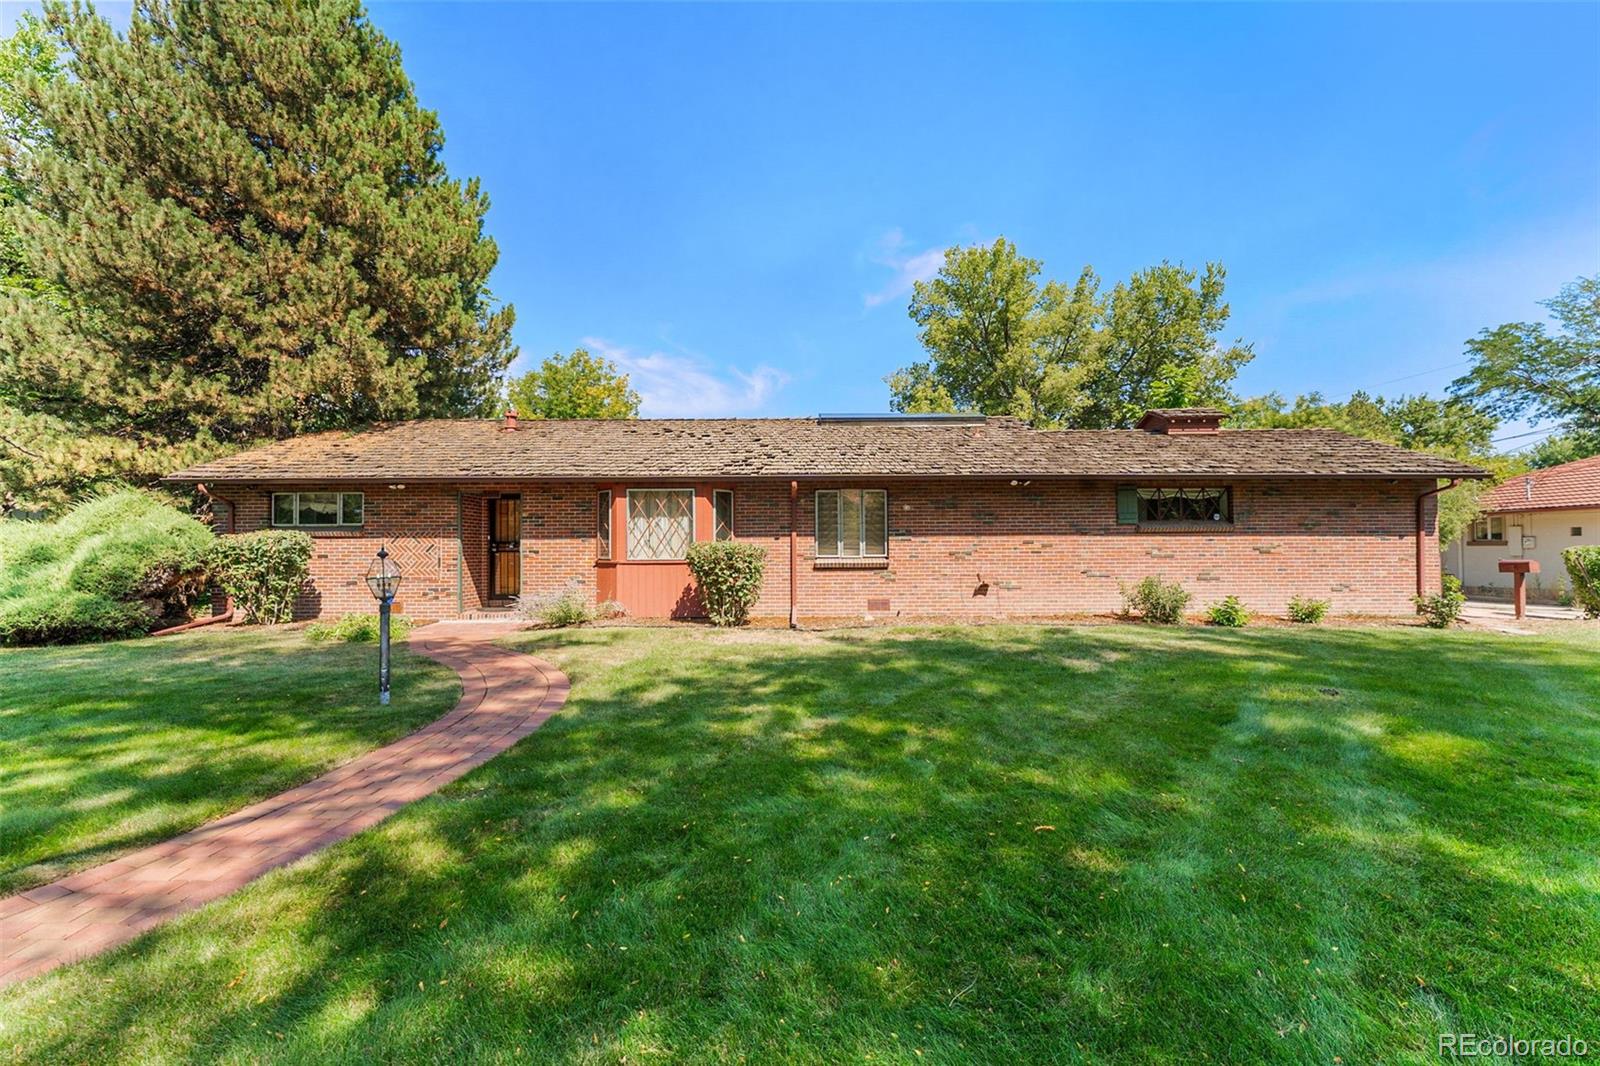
1116, 486, 1139, 525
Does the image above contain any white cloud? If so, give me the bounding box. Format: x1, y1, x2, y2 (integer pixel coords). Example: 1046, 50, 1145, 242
582, 337, 788, 417
863, 228, 947, 309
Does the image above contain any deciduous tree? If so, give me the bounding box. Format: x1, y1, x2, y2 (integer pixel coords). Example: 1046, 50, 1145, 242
1452, 275, 1599, 445
886, 239, 1251, 428
505, 349, 641, 420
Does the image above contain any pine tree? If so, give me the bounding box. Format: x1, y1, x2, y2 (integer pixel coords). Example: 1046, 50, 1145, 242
0, 0, 516, 510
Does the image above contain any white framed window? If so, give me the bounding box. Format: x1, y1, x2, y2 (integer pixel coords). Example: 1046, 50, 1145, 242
626, 488, 694, 560
815, 489, 888, 558
597, 490, 612, 560
714, 490, 734, 541
271, 491, 363, 527
1472, 515, 1506, 543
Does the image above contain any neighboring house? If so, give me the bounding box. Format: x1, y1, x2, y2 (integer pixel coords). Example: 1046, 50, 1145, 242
1445, 454, 1600, 603
167, 408, 1484, 623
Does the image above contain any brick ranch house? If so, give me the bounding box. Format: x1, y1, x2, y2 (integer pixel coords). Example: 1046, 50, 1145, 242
167, 407, 1485, 624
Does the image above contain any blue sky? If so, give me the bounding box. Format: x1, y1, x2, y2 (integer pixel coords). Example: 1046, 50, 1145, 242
8, 3, 1599, 436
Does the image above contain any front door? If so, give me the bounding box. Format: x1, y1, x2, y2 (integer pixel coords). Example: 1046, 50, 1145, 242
488, 496, 521, 602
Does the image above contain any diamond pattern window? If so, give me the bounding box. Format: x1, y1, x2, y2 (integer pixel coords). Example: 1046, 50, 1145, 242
627, 489, 694, 560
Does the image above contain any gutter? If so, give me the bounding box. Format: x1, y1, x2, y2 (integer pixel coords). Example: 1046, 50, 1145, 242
1415, 479, 1462, 597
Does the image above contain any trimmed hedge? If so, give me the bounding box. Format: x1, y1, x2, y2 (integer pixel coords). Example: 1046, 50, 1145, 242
686, 541, 767, 627
206, 530, 312, 624
1564, 546, 1600, 618
0, 490, 212, 645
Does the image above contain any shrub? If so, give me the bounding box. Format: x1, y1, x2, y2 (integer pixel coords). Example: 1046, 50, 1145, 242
523, 578, 595, 627
1286, 594, 1331, 624
1119, 575, 1191, 624
305, 612, 413, 643
1564, 546, 1600, 618
686, 541, 768, 627
206, 530, 313, 624
0, 490, 212, 645
1205, 595, 1251, 627
1413, 574, 1467, 629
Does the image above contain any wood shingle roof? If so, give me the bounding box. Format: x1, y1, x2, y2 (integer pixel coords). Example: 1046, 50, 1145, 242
166, 416, 1488, 483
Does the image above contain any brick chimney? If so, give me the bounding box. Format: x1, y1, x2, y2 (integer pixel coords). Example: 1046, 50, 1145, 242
502, 409, 519, 431
1136, 408, 1225, 435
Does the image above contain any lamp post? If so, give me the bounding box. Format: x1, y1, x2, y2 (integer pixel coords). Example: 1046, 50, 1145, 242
365, 546, 403, 704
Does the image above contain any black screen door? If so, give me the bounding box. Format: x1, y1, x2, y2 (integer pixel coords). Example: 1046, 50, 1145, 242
488, 496, 521, 601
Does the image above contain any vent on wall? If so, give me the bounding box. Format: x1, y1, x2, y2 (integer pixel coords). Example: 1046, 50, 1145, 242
866, 597, 892, 614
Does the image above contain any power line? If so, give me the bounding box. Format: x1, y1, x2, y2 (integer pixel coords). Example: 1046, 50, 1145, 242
1490, 426, 1559, 445
1363, 359, 1474, 390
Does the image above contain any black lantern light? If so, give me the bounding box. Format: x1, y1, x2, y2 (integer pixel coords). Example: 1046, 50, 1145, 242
365, 546, 403, 704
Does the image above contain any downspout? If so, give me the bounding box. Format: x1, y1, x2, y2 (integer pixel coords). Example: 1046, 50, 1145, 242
195, 482, 235, 533
789, 479, 799, 629
1415, 479, 1462, 597
196, 483, 236, 618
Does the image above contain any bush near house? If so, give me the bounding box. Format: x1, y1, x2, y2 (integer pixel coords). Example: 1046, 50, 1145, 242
1414, 574, 1467, 628
304, 613, 414, 644
1564, 546, 1600, 618
1286, 594, 1331, 624
1205, 596, 1251, 627
686, 541, 768, 626
205, 530, 313, 624
1120, 575, 1191, 624
0, 490, 211, 645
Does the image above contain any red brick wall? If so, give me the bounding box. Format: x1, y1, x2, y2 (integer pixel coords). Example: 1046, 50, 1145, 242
228, 485, 464, 620
223, 476, 1443, 622
734, 478, 1440, 621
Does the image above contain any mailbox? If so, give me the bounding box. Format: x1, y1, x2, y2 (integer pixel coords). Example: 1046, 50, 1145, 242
1497, 558, 1540, 619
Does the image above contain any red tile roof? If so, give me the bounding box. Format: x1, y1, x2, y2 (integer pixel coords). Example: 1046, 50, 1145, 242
1480, 454, 1600, 513
166, 416, 1487, 484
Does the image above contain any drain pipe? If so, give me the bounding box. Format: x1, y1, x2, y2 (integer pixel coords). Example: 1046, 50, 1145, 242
196, 482, 237, 618
789, 480, 799, 629
1415, 479, 1462, 597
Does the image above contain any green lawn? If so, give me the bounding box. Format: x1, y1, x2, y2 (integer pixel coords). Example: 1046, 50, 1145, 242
0, 627, 461, 895
2, 623, 1597, 1063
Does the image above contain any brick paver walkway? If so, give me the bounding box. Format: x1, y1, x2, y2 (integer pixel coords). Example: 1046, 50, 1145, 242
0, 622, 566, 989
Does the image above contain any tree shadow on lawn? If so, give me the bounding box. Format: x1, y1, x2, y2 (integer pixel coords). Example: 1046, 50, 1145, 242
4, 624, 1597, 1063
0, 635, 458, 894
